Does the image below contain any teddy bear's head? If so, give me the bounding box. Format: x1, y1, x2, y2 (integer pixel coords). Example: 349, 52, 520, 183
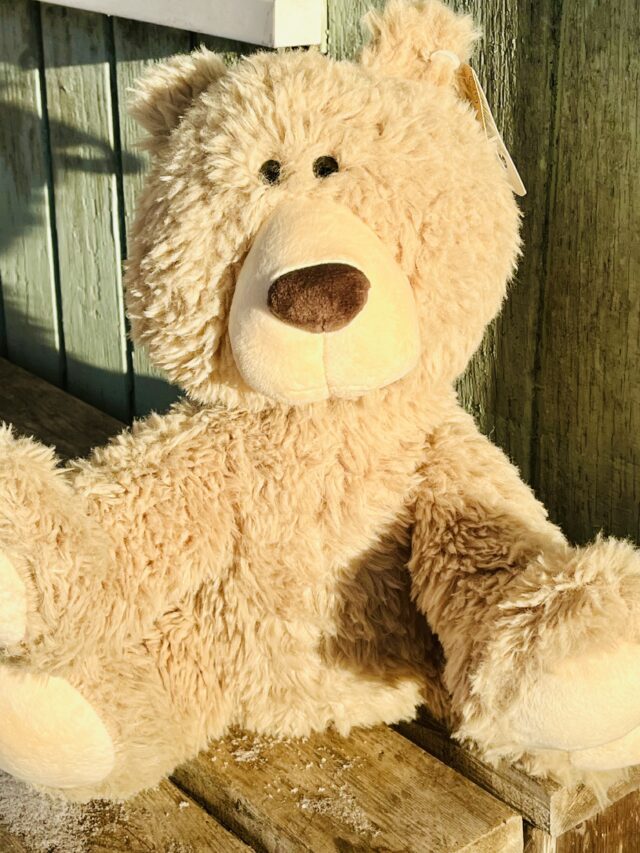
125, 0, 520, 410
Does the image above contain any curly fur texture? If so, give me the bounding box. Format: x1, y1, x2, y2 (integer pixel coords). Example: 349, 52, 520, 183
0, 0, 639, 802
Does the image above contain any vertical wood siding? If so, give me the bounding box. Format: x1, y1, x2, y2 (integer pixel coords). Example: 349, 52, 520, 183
1, 0, 638, 545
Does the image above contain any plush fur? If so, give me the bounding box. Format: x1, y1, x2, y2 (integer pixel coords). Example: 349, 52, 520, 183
0, 0, 639, 802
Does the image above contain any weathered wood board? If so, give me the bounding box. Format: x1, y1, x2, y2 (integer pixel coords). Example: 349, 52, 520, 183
173, 726, 522, 852
534, 0, 640, 545
399, 712, 640, 837
0, 773, 249, 853
0, 357, 121, 458
0, 0, 62, 384
40, 3, 131, 421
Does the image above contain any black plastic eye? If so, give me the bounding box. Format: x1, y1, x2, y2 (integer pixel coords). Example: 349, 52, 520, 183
259, 159, 281, 185
313, 155, 339, 179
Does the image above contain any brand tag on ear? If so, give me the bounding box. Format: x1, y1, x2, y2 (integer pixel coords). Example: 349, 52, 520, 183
457, 63, 526, 197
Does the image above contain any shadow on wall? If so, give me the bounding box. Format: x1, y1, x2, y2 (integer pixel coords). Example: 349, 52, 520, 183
0, 291, 181, 421
0, 90, 142, 254
0, 92, 181, 420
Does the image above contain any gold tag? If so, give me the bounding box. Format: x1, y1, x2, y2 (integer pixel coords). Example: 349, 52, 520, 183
457, 63, 526, 197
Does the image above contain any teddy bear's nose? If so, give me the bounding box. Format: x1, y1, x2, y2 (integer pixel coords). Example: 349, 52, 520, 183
267, 263, 370, 333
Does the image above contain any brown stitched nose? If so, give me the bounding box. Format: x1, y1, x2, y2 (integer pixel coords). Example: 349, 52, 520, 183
267, 263, 370, 333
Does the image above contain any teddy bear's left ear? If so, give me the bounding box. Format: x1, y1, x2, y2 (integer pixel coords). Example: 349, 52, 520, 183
129, 48, 227, 152
360, 0, 479, 87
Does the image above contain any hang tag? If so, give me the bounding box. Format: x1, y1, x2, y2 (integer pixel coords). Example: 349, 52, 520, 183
457, 63, 526, 197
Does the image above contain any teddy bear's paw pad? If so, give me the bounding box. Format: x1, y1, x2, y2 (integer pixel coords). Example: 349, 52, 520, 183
0, 551, 27, 646
506, 641, 640, 752
0, 665, 115, 788
569, 723, 640, 771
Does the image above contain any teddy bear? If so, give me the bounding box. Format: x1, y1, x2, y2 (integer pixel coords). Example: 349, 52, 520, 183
0, 0, 639, 803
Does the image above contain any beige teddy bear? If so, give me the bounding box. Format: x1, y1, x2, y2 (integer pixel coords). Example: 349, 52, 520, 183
0, 0, 639, 802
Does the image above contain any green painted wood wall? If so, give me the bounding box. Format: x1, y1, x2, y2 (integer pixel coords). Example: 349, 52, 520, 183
1, 0, 638, 546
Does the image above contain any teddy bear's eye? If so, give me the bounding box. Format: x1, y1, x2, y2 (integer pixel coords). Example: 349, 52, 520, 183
313, 156, 339, 179
259, 160, 281, 185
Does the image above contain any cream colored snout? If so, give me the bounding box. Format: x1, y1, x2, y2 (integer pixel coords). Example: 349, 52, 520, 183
229, 198, 421, 404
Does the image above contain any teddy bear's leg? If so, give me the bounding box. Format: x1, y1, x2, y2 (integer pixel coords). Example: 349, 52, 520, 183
410, 407, 640, 777
570, 723, 640, 770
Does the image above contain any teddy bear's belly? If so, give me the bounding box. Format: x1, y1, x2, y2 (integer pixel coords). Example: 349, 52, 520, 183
235, 612, 426, 736
229, 549, 430, 735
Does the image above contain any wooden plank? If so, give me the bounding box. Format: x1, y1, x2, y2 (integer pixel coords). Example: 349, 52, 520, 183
172, 726, 522, 852
453, 0, 560, 483
0, 772, 249, 852
534, 0, 640, 543
399, 712, 640, 837
555, 789, 640, 853
40, 3, 131, 421
0, 0, 63, 384
525, 789, 640, 851
191, 31, 258, 60
326, 0, 385, 61
112, 16, 188, 417
398, 716, 555, 832
0, 357, 121, 458
524, 825, 556, 853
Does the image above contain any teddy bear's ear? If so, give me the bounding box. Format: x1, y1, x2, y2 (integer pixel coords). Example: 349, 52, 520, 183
128, 48, 227, 151
360, 0, 479, 87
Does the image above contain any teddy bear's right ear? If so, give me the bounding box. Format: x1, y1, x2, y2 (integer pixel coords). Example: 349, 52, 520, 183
360, 0, 479, 87
129, 48, 227, 151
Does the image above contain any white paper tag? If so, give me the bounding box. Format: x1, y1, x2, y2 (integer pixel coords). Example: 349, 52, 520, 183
457, 63, 526, 197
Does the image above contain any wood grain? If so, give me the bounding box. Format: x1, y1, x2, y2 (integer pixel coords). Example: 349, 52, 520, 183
172, 726, 522, 852
0, 0, 62, 384
399, 712, 640, 837
555, 789, 640, 853
454, 0, 560, 483
0, 356, 121, 458
0, 774, 249, 853
534, 0, 640, 544
40, 3, 131, 421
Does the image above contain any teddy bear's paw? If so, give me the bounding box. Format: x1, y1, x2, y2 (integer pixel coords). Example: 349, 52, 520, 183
0, 551, 27, 646
569, 722, 640, 770
0, 664, 114, 788
502, 640, 640, 756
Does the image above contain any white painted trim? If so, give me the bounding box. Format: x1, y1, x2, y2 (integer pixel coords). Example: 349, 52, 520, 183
43, 0, 324, 48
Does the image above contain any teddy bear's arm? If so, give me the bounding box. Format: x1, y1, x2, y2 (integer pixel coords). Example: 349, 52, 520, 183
410, 406, 640, 780
0, 425, 113, 649
0, 411, 236, 650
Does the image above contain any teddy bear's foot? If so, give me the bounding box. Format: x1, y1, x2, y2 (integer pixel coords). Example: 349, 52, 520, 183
502, 640, 640, 754
457, 539, 640, 773
570, 723, 640, 770
0, 664, 114, 788
0, 551, 27, 646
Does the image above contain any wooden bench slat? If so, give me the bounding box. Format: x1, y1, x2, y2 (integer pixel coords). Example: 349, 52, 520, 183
0, 358, 123, 459
0, 774, 249, 852
399, 713, 640, 837
172, 726, 522, 853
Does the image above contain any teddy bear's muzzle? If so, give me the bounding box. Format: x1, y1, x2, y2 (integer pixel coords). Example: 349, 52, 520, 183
228, 198, 421, 404
267, 263, 370, 333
